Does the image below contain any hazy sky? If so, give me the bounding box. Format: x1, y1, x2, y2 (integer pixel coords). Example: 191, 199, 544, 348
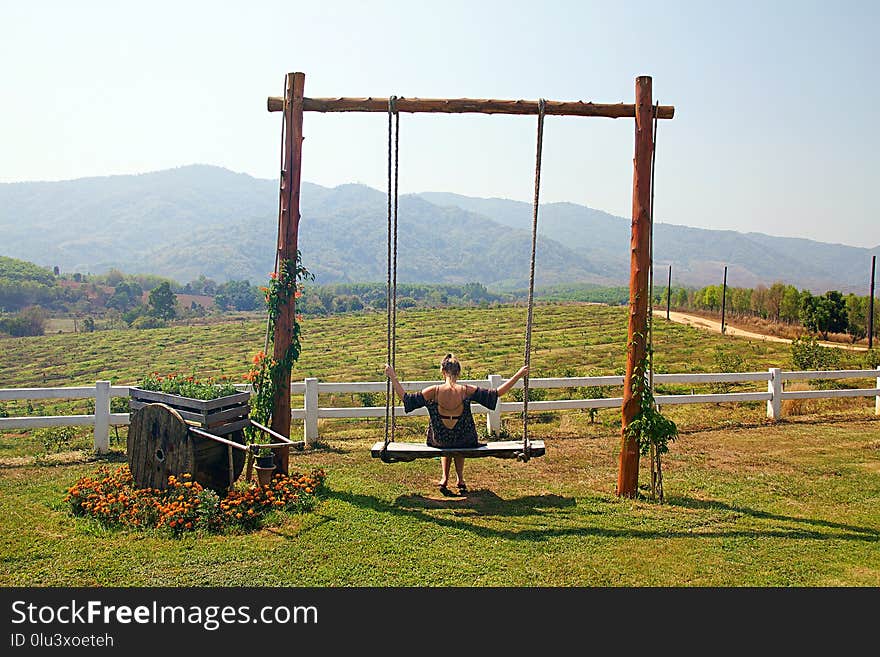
2, 1, 877, 247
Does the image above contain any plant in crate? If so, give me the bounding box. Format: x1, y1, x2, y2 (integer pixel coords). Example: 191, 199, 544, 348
127, 372, 252, 493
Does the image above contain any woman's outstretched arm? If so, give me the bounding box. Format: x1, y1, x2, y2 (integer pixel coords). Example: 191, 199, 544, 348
497, 365, 529, 397
384, 364, 407, 401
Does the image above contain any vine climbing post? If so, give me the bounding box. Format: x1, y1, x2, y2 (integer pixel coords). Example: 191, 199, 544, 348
618, 76, 654, 498
271, 71, 305, 476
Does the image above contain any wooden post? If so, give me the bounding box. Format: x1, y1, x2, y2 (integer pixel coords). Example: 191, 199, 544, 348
94, 380, 110, 454
720, 265, 728, 334
767, 368, 782, 420
617, 76, 654, 498
666, 265, 671, 320
304, 377, 319, 446
869, 255, 875, 350
874, 365, 880, 415
486, 374, 503, 435
271, 71, 305, 476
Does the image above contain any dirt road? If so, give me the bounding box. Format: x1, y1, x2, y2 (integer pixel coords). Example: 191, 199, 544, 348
654, 310, 868, 352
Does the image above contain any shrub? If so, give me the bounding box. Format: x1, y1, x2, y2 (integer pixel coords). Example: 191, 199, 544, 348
510, 387, 547, 402
713, 346, 747, 373
577, 386, 608, 423
0, 306, 47, 336
35, 426, 78, 453
712, 347, 748, 393
790, 336, 841, 371
131, 315, 167, 330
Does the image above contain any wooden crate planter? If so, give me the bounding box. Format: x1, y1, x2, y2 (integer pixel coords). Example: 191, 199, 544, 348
128, 388, 252, 493
129, 387, 251, 435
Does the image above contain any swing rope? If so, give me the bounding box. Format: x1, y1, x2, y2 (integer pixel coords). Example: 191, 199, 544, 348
378, 96, 547, 463
648, 100, 661, 500
382, 96, 400, 458
521, 98, 546, 462
259, 75, 292, 443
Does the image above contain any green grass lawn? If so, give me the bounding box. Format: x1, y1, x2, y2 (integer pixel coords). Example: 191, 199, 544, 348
1, 303, 878, 586
2, 415, 878, 586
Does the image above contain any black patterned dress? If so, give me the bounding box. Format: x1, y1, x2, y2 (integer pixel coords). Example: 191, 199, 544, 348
403, 386, 499, 448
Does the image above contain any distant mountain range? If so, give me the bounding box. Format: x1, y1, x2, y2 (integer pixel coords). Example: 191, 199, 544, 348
1, 164, 876, 292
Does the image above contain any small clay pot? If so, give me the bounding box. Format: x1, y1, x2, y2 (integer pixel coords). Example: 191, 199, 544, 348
254, 465, 275, 486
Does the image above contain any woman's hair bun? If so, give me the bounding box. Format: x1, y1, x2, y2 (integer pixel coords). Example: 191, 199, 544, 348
445, 353, 453, 359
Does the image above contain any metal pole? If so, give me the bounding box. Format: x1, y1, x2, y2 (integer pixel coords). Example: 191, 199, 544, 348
869, 255, 876, 350
666, 265, 672, 320
721, 265, 728, 334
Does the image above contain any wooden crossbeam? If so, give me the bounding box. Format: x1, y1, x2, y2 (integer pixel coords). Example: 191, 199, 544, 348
267, 96, 674, 119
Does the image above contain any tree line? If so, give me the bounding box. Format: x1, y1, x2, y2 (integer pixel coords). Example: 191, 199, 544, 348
3, 255, 876, 342
663, 282, 878, 342
0, 256, 516, 336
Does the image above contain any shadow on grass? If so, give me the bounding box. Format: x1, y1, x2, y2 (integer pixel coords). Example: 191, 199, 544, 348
665, 495, 880, 539
675, 413, 880, 436
394, 489, 577, 516
321, 487, 880, 544
301, 441, 348, 455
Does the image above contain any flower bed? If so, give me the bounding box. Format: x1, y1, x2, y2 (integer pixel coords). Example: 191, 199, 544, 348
66, 465, 326, 535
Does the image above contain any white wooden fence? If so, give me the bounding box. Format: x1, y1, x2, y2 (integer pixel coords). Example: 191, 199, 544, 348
1, 368, 878, 454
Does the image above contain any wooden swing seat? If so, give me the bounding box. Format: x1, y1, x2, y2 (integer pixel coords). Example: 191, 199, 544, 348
370, 440, 545, 462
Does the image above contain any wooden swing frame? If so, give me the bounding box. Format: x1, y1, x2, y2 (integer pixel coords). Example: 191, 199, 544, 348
266, 73, 673, 495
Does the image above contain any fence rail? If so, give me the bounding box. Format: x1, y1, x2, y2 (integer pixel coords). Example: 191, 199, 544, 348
1, 368, 878, 453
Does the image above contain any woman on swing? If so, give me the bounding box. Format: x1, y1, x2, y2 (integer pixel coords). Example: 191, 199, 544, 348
384, 354, 529, 496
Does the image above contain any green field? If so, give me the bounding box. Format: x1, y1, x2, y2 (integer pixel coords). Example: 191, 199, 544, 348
1, 302, 860, 387
1, 303, 878, 586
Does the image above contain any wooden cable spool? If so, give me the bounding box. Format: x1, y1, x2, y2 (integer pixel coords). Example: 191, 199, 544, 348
127, 403, 246, 493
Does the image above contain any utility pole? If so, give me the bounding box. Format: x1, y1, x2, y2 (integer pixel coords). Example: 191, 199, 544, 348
870, 255, 876, 350
720, 265, 728, 334
666, 265, 672, 320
